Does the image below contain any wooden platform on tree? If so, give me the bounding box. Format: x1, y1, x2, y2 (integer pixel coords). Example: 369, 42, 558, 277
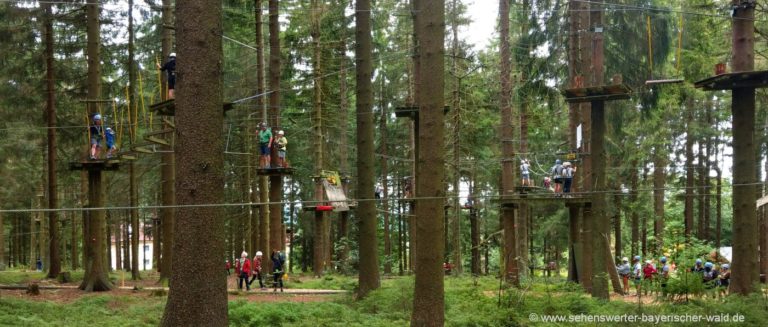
149, 99, 235, 116
302, 203, 357, 212
497, 194, 590, 207
563, 84, 632, 103
131, 142, 158, 154
394, 106, 450, 119
255, 167, 294, 176
69, 160, 121, 171
116, 151, 138, 161
694, 70, 768, 91
145, 135, 170, 146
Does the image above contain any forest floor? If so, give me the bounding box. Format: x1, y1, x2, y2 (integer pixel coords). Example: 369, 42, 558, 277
1, 271, 766, 326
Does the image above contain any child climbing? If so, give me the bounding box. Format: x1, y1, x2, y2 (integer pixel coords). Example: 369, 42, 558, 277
258, 123, 273, 168
89, 114, 104, 160
105, 127, 117, 159
157, 52, 176, 99
275, 130, 287, 168
520, 159, 531, 186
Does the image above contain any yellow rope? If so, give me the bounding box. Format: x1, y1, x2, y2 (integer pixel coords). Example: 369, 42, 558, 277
138, 67, 147, 133
156, 55, 164, 100
124, 85, 130, 142
647, 15, 653, 77
112, 100, 121, 148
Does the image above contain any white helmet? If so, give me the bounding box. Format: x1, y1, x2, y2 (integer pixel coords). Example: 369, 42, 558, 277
93, 114, 102, 121
169, 52, 176, 58
241, 251, 248, 258
256, 251, 263, 256
277, 130, 284, 135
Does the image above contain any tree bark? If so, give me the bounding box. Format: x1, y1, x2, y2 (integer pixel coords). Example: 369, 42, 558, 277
80, 169, 113, 291
268, 0, 284, 262
42, 2, 60, 279
311, 0, 326, 277
380, 78, 392, 275
338, 29, 351, 266
159, 0, 176, 283
356, 0, 380, 298
653, 152, 665, 251
411, 0, 445, 324
499, 0, 518, 287
0, 213, 3, 270
161, 0, 227, 323
128, 0, 140, 281
729, 0, 759, 295
590, 100, 609, 300
450, 0, 462, 276
684, 96, 694, 239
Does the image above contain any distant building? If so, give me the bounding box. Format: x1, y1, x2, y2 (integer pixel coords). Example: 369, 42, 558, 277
109, 222, 155, 271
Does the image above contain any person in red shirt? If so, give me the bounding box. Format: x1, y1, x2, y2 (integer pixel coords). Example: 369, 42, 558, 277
234, 258, 241, 276
237, 251, 252, 291
249, 251, 266, 289
642, 260, 657, 296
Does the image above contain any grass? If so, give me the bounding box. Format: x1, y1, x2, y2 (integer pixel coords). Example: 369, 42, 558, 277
1, 271, 767, 326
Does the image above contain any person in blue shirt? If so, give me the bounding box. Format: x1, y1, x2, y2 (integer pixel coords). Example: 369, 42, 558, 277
271, 249, 285, 292
89, 114, 104, 160
105, 127, 117, 159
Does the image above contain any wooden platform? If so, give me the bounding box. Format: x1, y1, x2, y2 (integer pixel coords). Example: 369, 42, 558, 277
563, 84, 632, 103
149, 99, 235, 116
694, 70, 768, 91
255, 167, 294, 176
69, 160, 121, 171
497, 194, 590, 207
302, 203, 357, 212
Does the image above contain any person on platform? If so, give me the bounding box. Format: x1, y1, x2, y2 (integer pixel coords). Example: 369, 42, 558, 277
562, 162, 576, 195
550, 159, 564, 195
89, 114, 104, 160
157, 52, 176, 99
105, 127, 117, 159
520, 159, 531, 186
258, 123, 273, 168
275, 130, 288, 168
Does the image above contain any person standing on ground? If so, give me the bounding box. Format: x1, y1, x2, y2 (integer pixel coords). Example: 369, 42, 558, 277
271, 249, 285, 292
275, 130, 288, 167
718, 264, 730, 297
632, 255, 643, 295
89, 114, 104, 160
238, 251, 252, 291
257, 123, 273, 168
659, 256, 670, 295
157, 52, 176, 99
617, 257, 631, 295
520, 159, 531, 186
250, 251, 265, 289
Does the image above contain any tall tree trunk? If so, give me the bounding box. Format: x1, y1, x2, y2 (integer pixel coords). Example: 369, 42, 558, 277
159, 0, 176, 283
499, 0, 518, 287
161, 0, 226, 323
356, 0, 380, 298
127, 0, 140, 280
253, 0, 267, 264
311, 0, 326, 277
71, 209, 78, 270
80, 169, 113, 291
613, 193, 622, 260
268, 0, 284, 263
380, 78, 392, 275
411, 0, 445, 324
630, 163, 638, 258
43, 1, 60, 278
653, 152, 665, 251
697, 139, 706, 240
469, 178, 480, 275
0, 213, 3, 270
115, 218, 122, 271
450, 0, 462, 276
517, 0, 532, 280
729, 0, 759, 295
338, 27, 351, 266
684, 96, 694, 239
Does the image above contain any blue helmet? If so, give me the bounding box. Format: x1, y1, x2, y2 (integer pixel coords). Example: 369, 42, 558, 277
556, 159, 562, 164
695, 259, 702, 264
634, 255, 641, 261
704, 262, 713, 268
660, 256, 667, 263
722, 264, 729, 269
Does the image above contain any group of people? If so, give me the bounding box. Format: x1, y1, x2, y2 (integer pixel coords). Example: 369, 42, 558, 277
616, 256, 731, 296
258, 123, 288, 169
520, 158, 577, 195
227, 250, 286, 292
88, 114, 117, 160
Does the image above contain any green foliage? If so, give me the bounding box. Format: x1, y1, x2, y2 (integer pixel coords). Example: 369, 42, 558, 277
0, 296, 163, 326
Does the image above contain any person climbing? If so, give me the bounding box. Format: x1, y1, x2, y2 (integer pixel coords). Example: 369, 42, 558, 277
257, 123, 273, 168
275, 130, 288, 168
562, 162, 577, 195
157, 52, 176, 99
659, 256, 670, 295
617, 257, 631, 295
105, 127, 117, 159
702, 262, 718, 289
89, 114, 104, 160
271, 249, 285, 292
249, 251, 266, 289
520, 159, 531, 186
238, 251, 252, 291
550, 159, 564, 195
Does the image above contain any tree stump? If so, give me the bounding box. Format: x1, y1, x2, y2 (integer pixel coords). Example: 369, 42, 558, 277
58, 271, 72, 283
26, 283, 40, 295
